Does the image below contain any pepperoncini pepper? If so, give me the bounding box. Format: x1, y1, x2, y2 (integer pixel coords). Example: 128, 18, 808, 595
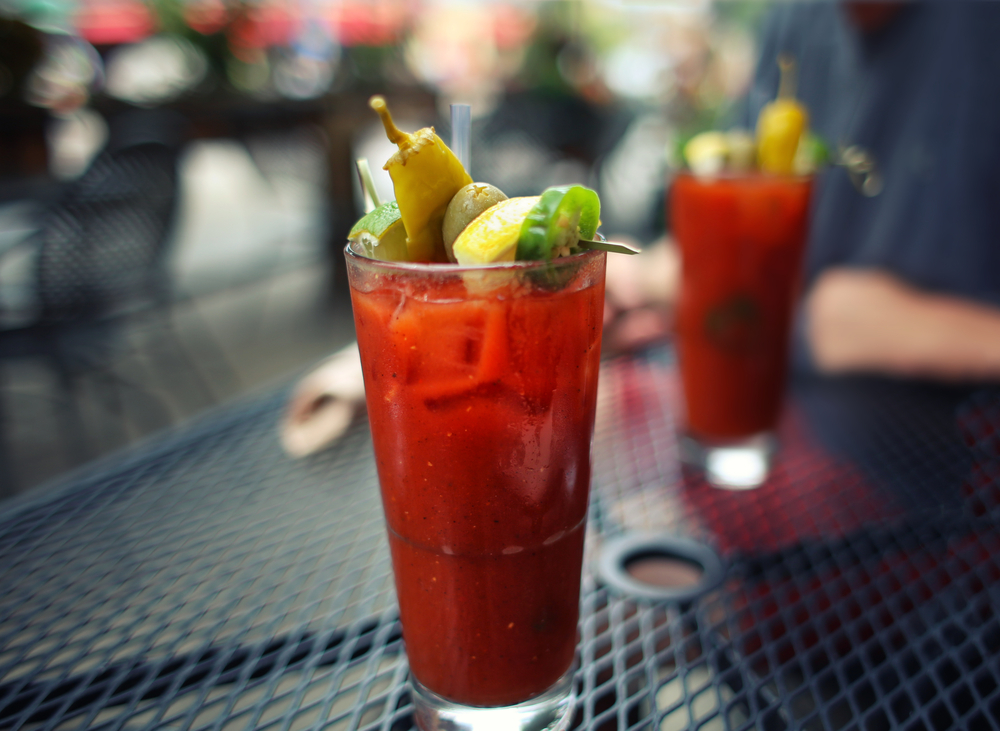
756, 55, 808, 175
369, 96, 473, 262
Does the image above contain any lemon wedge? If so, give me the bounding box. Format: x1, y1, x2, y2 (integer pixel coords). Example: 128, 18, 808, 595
349, 201, 409, 261
683, 131, 729, 176
452, 196, 540, 266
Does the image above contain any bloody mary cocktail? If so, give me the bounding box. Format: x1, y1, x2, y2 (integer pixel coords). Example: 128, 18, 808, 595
346, 248, 605, 708
671, 173, 812, 443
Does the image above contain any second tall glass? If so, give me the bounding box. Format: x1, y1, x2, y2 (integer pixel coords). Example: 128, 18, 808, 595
671, 172, 812, 488
346, 246, 606, 731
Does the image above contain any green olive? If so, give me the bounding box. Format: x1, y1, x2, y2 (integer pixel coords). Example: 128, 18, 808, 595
442, 183, 508, 262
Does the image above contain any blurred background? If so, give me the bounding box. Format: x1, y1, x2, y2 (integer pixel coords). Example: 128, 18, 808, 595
0, 0, 770, 499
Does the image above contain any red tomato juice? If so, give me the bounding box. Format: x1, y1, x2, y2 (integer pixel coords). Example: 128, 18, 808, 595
346, 251, 605, 706
670, 173, 812, 440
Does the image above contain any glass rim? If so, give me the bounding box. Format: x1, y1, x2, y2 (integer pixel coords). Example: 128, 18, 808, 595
344, 243, 604, 273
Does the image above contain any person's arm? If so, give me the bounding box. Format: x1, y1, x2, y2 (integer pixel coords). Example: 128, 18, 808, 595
805, 268, 1000, 382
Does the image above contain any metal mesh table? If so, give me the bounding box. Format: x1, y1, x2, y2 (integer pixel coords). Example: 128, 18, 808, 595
2, 347, 999, 731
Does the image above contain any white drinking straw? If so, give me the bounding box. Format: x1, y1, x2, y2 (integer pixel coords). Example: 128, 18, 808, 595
355, 158, 380, 213
450, 103, 471, 173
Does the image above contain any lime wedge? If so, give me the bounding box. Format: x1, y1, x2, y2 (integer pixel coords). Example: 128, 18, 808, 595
452, 196, 540, 265
349, 201, 409, 261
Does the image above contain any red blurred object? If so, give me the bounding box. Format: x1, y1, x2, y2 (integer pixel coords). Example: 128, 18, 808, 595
183, 0, 228, 36
227, 1, 298, 54
492, 4, 535, 50
326, 0, 409, 46
75, 0, 154, 45
843, 1, 908, 34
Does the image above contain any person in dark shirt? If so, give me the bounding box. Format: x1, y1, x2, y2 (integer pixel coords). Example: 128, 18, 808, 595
744, 1, 1000, 381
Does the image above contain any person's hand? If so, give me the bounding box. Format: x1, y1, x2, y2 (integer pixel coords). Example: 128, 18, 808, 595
805, 268, 1000, 381
603, 237, 680, 353
280, 343, 366, 457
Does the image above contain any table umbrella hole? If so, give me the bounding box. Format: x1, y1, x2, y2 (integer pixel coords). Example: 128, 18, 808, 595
597, 533, 724, 602
626, 554, 703, 587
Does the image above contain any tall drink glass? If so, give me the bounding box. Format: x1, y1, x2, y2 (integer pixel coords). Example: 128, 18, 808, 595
670, 172, 812, 489
345, 245, 606, 731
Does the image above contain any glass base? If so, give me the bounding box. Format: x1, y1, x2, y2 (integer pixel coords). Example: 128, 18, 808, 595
411, 670, 575, 731
679, 431, 776, 490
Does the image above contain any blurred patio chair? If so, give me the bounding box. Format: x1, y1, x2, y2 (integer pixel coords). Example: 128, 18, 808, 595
0, 115, 186, 492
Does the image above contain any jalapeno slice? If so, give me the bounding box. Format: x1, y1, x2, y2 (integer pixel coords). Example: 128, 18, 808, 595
516, 185, 601, 261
